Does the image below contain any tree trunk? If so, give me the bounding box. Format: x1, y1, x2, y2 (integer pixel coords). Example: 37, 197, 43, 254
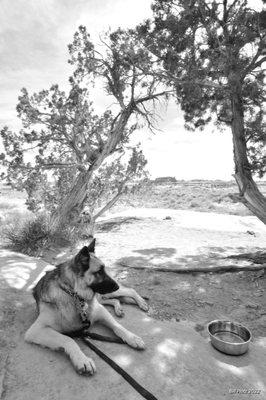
50, 170, 92, 231
50, 105, 133, 231
84, 217, 96, 238
230, 77, 266, 225
93, 191, 123, 220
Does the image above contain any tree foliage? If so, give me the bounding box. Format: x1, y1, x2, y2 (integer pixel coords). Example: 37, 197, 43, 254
0, 25, 168, 230
0, 85, 146, 218
84, 147, 147, 217
137, 0, 266, 177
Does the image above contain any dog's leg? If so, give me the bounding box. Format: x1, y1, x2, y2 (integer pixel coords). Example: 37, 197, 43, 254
25, 321, 96, 375
102, 286, 149, 311
99, 298, 124, 317
93, 303, 145, 350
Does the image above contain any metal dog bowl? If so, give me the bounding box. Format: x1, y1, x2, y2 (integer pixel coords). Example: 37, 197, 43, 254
207, 320, 251, 355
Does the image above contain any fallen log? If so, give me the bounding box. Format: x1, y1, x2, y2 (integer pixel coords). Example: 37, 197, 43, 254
116, 261, 266, 274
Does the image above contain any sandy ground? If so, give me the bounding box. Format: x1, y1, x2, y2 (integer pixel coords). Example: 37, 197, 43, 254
0, 208, 266, 399
90, 209, 266, 336
95, 207, 266, 262
1, 302, 266, 400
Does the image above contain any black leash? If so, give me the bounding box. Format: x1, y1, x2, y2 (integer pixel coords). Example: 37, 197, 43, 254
60, 283, 158, 399
70, 329, 159, 400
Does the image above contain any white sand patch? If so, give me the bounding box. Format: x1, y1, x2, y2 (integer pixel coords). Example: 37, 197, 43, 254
100, 208, 266, 234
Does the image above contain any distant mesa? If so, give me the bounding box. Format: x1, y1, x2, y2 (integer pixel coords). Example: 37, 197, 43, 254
153, 176, 177, 184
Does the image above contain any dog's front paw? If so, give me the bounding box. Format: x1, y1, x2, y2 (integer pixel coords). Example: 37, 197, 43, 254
138, 298, 149, 312
125, 333, 145, 350
114, 304, 125, 318
72, 353, 96, 376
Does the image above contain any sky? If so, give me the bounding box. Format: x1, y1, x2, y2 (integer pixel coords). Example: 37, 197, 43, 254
0, 0, 237, 180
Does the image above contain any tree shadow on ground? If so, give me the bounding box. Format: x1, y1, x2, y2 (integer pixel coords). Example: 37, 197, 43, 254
97, 217, 142, 233
2, 301, 266, 400
133, 247, 177, 258
0, 249, 265, 399
116, 245, 265, 272
0, 249, 53, 291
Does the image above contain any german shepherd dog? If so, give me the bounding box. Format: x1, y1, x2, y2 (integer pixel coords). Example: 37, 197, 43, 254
25, 239, 148, 375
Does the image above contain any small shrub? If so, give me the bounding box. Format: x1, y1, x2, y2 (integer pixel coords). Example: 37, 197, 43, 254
2, 213, 73, 255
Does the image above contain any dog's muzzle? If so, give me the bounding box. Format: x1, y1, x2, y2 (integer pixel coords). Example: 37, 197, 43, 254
90, 276, 119, 295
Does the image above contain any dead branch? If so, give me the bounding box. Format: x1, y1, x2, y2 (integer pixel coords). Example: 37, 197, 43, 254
116, 261, 266, 274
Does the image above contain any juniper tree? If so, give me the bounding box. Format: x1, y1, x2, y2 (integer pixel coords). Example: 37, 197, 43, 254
0, 26, 168, 230
137, 0, 266, 223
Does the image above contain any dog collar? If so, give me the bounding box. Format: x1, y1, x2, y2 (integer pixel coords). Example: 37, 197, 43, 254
59, 283, 91, 327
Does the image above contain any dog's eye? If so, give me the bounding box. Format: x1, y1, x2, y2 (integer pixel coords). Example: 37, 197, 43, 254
94, 266, 104, 277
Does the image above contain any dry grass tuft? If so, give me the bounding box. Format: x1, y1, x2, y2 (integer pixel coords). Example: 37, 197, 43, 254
1, 213, 74, 255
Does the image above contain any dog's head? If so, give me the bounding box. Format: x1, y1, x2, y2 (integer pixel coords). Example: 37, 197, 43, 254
72, 239, 119, 295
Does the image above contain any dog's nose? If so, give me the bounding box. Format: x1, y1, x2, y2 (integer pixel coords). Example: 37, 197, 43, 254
90, 276, 119, 294
100, 277, 119, 294
110, 280, 119, 293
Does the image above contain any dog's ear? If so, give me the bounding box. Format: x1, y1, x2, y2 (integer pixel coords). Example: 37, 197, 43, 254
87, 238, 96, 253
76, 246, 90, 265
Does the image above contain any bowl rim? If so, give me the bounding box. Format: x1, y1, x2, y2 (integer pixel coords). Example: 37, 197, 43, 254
207, 319, 252, 345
